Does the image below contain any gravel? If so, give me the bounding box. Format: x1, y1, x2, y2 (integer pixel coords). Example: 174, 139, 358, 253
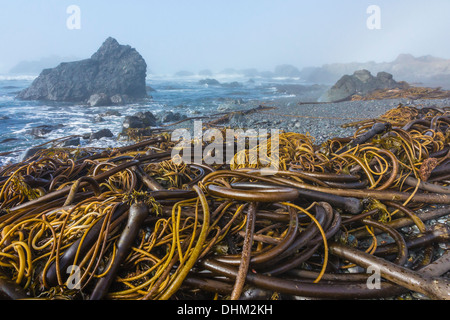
210, 96, 450, 143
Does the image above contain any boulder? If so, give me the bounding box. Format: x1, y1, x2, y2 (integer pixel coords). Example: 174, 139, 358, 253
62, 137, 81, 147
109, 94, 126, 105
319, 70, 405, 102
88, 93, 110, 107
29, 124, 64, 137
100, 110, 121, 117
19, 147, 45, 162
89, 129, 114, 140
156, 111, 187, 123
122, 111, 157, 133
17, 37, 148, 103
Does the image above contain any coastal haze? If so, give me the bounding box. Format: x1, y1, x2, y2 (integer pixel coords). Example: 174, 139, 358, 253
1, 0, 450, 79
1, 1, 450, 165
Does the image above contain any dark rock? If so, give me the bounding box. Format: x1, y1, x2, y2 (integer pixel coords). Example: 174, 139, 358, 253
0, 138, 19, 144
199, 78, 220, 86
0, 116, 10, 120
146, 85, 156, 92
17, 37, 148, 102
62, 137, 81, 147
89, 129, 114, 140
19, 147, 45, 162
29, 124, 64, 137
122, 111, 157, 133
156, 111, 187, 123
319, 70, 406, 102
122, 116, 145, 129
100, 110, 121, 117
88, 93, 110, 107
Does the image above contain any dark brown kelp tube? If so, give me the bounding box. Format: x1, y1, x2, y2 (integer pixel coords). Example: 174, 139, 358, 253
0, 105, 448, 300
89, 202, 149, 300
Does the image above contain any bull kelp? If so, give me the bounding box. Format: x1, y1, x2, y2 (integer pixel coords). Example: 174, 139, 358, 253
0, 104, 449, 300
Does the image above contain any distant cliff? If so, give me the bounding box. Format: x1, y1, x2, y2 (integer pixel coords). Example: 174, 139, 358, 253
300, 54, 450, 89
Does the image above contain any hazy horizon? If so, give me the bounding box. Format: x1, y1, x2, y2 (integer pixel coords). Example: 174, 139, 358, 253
1, 0, 450, 75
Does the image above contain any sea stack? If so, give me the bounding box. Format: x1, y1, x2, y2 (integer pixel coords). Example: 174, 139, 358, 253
16, 37, 148, 105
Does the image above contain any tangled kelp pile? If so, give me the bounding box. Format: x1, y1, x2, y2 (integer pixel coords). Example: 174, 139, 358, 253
351, 86, 450, 101
0, 105, 449, 300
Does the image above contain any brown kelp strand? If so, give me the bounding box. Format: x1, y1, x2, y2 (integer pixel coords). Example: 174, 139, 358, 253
0, 104, 449, 300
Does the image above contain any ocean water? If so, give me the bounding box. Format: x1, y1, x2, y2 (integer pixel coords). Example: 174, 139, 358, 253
0, 73, 306, 166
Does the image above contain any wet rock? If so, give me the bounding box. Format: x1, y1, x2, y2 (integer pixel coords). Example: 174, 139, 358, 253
0, 138, 19, 144
88, 93, 110, 107
156, 111, 187, 123
19, 147, 45, 162
29, 124, 64, 137
89, 129, 114, 140
100, 110, 122, 117
122, 111, 158, 134
62, 137, 81, 147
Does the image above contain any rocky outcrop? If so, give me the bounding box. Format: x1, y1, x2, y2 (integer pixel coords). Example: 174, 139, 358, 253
122, 112, 158, 134
199, 79, 220, 86
89, 129, 114, 141
87, 93, 110, 107
17, 37, 148, 103
29, 124, 64, 138
121, 111, 187, 136
319, 70, 406, 102
300, 54, 450, 87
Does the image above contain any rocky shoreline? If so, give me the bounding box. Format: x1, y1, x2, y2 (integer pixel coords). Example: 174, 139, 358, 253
159, 96, 450, 144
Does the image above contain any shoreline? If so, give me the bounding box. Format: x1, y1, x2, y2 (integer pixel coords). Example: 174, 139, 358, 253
2, 95, 450, 166
163, 96, 450, 144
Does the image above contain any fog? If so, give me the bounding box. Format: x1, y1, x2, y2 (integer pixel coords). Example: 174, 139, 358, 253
1, 0, 449, 75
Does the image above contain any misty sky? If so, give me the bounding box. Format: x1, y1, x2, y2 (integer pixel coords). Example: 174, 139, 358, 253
1, 0, 449, 75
